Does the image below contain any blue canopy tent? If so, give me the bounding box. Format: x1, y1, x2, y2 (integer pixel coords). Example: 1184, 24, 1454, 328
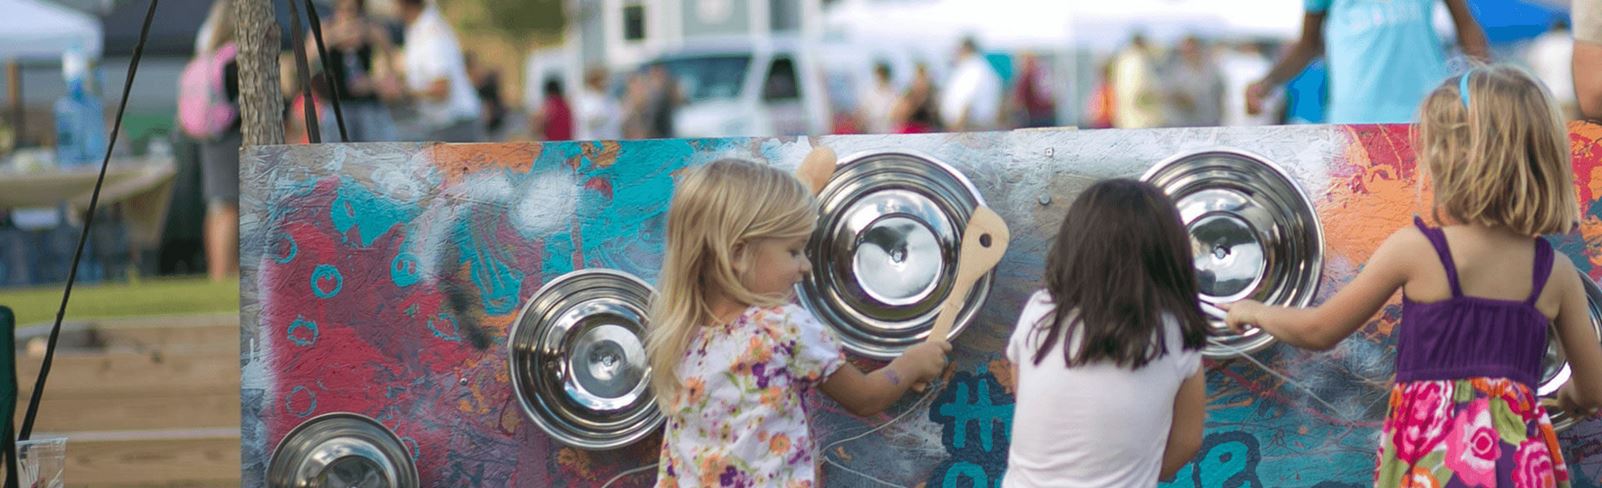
1468, 0, 1568, 45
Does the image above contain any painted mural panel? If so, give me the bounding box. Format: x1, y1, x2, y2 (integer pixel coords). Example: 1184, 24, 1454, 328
241, 123, 1602, 487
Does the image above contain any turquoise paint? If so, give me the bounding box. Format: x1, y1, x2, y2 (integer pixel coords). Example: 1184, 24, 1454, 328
330, 177, 419, 248
310, 264, 343, 299
286, 385, 317, 417
273, 232, 298, 264
287, 316, 318, 347
451, 207, 524, 316
942, 462, 991, 488
539, 139, 696, 282
427, 312, 462, 342
392, 251, 422, 288
936, 375, 1013, 452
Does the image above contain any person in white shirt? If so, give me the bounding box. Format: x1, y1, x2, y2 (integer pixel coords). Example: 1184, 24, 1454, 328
1527, 21, 1576, 119
1573, 0, 1602, 121
1219, 41, 1280, 126
1164, 36, 1224, 127
1111, 34, 1166, 129
574, 68, 621, 141
939, 37, 1002, 131
397, 0, 482, 142
1004, 179, 1207, 488
858, 62, 899, 134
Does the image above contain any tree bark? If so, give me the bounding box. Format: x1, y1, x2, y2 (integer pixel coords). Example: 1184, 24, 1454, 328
232, 0, 285, 146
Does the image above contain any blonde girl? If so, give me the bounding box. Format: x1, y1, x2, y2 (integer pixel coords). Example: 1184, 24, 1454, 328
647, 159, 950, 487
1226, 65, 1602, 486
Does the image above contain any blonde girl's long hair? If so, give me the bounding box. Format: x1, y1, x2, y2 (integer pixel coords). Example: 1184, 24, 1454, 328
646, 159, 818, 410
1417, 64, 1577, 236
204, 0, 237, 53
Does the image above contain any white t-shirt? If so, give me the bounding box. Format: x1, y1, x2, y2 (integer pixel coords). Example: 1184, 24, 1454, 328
859, 82, 899, 134
575, 87, 621, 141
1003, 291, 1202, 488
939, 55, 1002, 130
1219, 51, 1279, 127
1111, 47, 1164, 129
403, 6, 482, 128
1526, 31, 1575, 105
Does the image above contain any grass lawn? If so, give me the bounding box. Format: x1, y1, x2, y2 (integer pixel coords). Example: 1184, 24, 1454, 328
0, 277, 237, 326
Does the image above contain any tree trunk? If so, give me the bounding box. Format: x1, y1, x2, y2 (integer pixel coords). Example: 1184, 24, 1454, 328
232, 0, 285, 146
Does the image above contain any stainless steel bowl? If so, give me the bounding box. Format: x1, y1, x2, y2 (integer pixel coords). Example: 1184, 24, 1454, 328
267, 412, 419, 488
509, 269, 662, 449
1546, 270, 1602, 432
797, 150, 992, 360
1141, 148, 1325, 358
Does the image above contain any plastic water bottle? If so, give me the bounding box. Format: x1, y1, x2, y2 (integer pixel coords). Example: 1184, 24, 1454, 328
53, 49, 107, 169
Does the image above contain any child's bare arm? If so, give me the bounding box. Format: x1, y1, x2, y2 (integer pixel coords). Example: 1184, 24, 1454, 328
1160, 369, 1206, 482
1227, 227, 1416, 350
1555, 260, 1602, 410
819, 339, 950, 416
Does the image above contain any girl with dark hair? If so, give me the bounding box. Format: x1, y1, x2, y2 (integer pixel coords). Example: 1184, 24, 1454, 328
1004, 179, 1208, 486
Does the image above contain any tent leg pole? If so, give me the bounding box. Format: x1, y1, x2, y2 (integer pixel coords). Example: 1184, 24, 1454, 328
7, 60, 21, 148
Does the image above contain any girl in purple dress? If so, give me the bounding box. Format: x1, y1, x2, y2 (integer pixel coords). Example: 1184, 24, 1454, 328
1226, 65, 1602, 487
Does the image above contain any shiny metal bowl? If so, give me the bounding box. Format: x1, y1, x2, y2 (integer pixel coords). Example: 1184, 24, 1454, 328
798, 150, 992, 360
1546, 270, 1602, 432
267, 412, 419, 488
509, 269, 661, 449
1141, 148, 1325, 358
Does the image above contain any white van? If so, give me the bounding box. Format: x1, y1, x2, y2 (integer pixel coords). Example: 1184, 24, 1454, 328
645, 37, 831, 138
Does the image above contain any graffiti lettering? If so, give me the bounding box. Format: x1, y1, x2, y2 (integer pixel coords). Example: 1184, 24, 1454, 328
927, 369, 1013, 487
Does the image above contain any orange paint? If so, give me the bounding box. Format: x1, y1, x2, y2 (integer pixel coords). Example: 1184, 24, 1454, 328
429, 142, 540, 185
1319, 126, 1424, 265
988, 359, 1016, 395
556, 447, 595, 478
582, 140, 623, 168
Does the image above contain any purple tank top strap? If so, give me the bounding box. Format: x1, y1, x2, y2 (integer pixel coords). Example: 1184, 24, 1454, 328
1413, 217, 1464, 298
1527, 238, 1555, 306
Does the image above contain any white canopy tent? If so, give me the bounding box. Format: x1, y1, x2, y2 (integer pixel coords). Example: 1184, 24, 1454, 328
2, 0, 103, 150
0, 0, 103, 61
824, 0, 1302, 55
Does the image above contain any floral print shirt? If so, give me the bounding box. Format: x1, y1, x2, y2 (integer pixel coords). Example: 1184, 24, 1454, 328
655, 304, 847, 488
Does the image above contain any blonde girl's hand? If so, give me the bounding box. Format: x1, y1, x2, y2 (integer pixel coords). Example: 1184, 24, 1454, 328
1546, 383, 1600, 419
899, 338, 952, 384
796, 146, 837, 196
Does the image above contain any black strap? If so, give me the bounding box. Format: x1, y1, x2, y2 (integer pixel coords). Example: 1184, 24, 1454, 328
1, 306, 17, 488
302, 0, 348, 142
19, 0, 158, 441
284, 0, 321, 143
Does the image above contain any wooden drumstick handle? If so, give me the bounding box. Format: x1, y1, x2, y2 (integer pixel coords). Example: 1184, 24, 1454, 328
914, 207, 1010, 392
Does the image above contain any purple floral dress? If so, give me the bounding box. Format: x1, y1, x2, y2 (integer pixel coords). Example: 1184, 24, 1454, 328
1375, 219, 1569, 487
655, 304, 846, 488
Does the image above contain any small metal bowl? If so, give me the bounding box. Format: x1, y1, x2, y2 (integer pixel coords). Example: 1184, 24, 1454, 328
509, 269, 662, 450
797, 150, 992, 360
267, 412, 419, 488
1141, 148, 1325, 358
1545, 270, 1602, 432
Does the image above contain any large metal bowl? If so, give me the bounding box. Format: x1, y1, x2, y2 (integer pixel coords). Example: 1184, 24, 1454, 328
508, 269, 661, 449
1546, 270, 1602, 432
797, 150, 993, 360
1141, 148, 1325, 358
267, 412, 419, 488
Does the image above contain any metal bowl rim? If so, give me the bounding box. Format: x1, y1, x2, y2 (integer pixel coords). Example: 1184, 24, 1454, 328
267, 411, 419, 487
507, 268, 664, 450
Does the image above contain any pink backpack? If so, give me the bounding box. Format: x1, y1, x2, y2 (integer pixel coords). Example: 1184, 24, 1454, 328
177, 43, 238, 139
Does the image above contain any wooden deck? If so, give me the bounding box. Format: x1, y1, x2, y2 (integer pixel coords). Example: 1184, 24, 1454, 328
11, 313, 240, 487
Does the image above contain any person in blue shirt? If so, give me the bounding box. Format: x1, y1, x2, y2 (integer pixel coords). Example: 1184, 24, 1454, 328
1246, 0, 1489, 124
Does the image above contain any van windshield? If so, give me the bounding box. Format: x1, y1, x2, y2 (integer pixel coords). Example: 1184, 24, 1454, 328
656, 54, 753, 103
